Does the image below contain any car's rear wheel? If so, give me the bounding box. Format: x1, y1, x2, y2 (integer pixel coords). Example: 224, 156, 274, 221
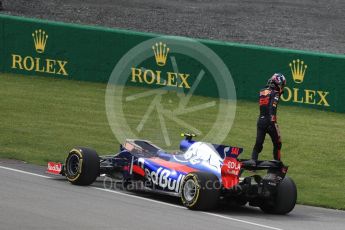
65, 147, 100, 185
181, 172, 220, 210
260, 176, 297, 214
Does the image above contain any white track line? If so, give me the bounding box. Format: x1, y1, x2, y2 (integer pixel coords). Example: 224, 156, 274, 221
94, 186, 283, 230
201, 212, 283, 230
0, 165, 52, 179
0, 165, 283, 230
92, 187, 184, 209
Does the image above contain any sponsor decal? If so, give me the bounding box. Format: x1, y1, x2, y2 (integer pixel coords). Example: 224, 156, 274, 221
230, 147, 240, 156
130, 42, 191, 89
221, 157, 241, 176
130, 68, 191, 88
144, 167, 185, 192
223, 146, 243, 158
152, 42, 169, 66
226, 160, 241, 172
176, 142, 223, 172
221, 157, 241, 189
282, 59, 330, 107
11, 29, 69, 76
47, 162, 62, 174
289, 59, 307, 84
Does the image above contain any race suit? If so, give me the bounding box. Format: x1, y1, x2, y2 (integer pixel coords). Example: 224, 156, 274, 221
251, 87, 282, 161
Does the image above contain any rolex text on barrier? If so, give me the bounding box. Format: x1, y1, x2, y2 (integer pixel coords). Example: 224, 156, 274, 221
0, 15, 344, 112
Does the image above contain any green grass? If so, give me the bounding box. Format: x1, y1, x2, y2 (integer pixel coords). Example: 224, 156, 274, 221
1, 73, 345, 209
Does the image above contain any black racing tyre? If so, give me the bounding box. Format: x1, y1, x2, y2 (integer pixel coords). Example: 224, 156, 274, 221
260, 176, 297, 214
65, 147, 100, 185
180, 172, 220, 211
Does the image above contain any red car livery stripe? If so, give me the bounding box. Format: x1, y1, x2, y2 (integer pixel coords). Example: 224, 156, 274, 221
148, 157, 197, 174
132, 165, 145, 176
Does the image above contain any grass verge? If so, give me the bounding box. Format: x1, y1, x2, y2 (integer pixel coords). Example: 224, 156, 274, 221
1, 73, 345, 209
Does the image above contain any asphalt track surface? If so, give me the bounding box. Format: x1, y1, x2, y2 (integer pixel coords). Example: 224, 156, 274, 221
2, 0, 345, 54
1, 159, 345, 230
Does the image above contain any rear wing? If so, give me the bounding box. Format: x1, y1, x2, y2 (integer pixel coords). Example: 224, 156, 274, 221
240, 159, 288, 173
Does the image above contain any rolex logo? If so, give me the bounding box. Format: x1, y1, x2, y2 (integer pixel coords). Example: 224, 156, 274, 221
289, 59, 307, 83
10, 28, 69, 76
32, 29, 48, 53
152, 42, 169, 66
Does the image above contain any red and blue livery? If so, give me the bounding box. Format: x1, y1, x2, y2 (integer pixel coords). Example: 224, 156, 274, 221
47, 133, 297, 214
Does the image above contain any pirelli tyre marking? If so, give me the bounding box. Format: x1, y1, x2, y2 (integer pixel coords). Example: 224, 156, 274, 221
65, 149, 83, 182
181, 174, 200, 207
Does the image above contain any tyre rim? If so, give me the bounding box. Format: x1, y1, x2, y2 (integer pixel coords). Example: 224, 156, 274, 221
67, 154, 80, 177
183, 179, 197, 202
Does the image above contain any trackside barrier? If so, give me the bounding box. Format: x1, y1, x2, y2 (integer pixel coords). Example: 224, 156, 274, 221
1, 15, 345, 112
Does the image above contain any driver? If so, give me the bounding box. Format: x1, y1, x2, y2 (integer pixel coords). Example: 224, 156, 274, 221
250, 73, 286, 165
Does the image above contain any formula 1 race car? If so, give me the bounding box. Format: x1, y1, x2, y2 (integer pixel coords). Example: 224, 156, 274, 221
47, 134, 297, 214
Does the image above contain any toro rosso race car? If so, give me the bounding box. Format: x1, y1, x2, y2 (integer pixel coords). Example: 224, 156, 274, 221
47, 134, 297, 214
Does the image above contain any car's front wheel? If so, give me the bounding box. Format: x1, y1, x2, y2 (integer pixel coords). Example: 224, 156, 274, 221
65, 147, 100, 185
